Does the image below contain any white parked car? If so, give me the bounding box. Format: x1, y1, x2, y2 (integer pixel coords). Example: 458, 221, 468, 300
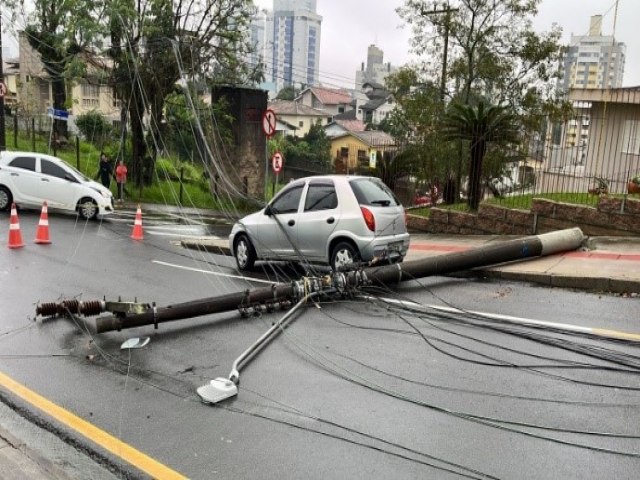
0, 151, 114, 220
230, 175, 410, 271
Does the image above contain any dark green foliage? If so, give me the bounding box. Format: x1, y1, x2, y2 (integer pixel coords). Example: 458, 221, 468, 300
75, 111, 114, 145
442, 102, 519, 210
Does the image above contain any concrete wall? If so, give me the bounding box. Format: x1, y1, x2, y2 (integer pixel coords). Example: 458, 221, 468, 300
409, 196, 640, 237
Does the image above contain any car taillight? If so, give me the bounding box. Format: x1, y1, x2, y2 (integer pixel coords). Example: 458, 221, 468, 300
360, 206, 375, 232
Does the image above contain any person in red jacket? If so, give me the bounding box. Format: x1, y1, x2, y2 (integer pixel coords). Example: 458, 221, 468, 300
115, 159, 128, 204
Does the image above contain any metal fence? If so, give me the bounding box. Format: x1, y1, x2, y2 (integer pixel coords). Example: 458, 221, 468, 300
489, 94, 640, 209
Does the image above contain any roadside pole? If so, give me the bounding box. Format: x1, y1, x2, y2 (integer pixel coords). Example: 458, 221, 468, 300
63, 228, 587, 334
0, 13, 7, 151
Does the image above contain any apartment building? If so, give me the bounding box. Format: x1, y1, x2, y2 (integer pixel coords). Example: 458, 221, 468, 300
251, 0, 322, 96
558, 15, 626, 151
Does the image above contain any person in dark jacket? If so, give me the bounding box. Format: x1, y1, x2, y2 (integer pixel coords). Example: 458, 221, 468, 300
97, 153, 112, 189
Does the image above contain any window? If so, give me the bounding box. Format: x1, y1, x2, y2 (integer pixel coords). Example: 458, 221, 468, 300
271, 185, 303, 214
349, 177, 400, 207
622, 120, 640, 155
304, 183, 338, 212
82, 83, 100, 98
82, 83, 100, 108
298, 120, 304, 128
9, 157, 36, 171
41, 159, 70, 180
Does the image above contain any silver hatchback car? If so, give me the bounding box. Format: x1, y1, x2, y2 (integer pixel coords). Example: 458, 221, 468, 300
229, 175, 410, 271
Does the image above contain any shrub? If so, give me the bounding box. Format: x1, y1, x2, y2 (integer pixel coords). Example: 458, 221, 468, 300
75, 111, 114, 144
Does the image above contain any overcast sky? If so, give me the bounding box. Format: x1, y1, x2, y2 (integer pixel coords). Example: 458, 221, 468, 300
254, 0, 640, 89
3, 1, 637, 88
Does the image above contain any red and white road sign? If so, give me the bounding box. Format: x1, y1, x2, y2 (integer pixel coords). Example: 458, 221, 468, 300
272, 151, 283, 173
262, 109, 277, 137
0, 82, 6, 98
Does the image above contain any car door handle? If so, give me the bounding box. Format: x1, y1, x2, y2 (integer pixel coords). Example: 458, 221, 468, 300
326, 217, 335, 224
288, 219, 295, 226
10, 173, 19, 176
41, 178, 50, 182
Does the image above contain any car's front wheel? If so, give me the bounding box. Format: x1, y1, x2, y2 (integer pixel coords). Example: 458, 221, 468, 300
234, 234, 256, 271
330, 241, 360, 271
78, 198, 98, 220
0, 186, 12, 211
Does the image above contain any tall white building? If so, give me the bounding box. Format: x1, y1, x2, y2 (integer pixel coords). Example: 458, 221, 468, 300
251, 0, 322, 95
355, 45, 397, 89
559, 15, 626, 92
555, 15, 626, 152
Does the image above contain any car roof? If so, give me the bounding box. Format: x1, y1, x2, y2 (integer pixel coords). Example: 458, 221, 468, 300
293, 174, 373, 183
0, 151, 63, 162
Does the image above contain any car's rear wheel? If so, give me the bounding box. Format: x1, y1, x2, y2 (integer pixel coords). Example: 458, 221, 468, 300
78, 198, 98, 220
0, 186, 12, 211
234, 234, 256, 271
330, 241, 360, 271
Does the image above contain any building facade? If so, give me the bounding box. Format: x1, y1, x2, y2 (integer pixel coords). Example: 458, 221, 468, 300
251, 0, 322, 96
555, 15, 626, 152
559, 15, 626, 93
354, 45, 396, 90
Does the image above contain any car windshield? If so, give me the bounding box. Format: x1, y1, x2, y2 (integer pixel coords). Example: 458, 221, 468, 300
349, 178, 400, 207
66, 163, 90, 182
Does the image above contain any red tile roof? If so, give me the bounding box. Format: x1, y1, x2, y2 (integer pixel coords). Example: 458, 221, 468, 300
308, 86, 352, 106
335, 119, 366, 132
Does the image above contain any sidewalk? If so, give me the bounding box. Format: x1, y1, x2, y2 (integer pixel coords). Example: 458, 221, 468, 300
181, 233, 640, 294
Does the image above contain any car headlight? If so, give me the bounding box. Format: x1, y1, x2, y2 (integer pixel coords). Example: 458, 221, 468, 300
91, 187, 111, 198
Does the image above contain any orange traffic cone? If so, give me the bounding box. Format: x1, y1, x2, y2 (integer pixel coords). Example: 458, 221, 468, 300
131, 205, 144, 241
34, 201, 51, 244
8, 203, 25, 249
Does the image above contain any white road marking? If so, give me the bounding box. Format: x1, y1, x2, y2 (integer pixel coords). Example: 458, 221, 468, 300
153, 260, 275, 284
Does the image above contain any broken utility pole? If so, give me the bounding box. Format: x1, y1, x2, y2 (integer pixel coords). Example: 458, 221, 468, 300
36, 228, 585, 333
35, 228, 586, 405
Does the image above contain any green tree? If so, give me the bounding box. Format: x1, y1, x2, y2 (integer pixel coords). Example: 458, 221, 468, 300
276, 86, 298, 100
442, 102, 518, 210
397, 0, 564, 200
382, 68, 453, 183
7, 0, 104, 140
103, 0, 261, 186
75, 110, 115, 146
398, 0, 562, 107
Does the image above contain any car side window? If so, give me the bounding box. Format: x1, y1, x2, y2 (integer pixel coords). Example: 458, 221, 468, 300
8, 157, 36, 171
304, 183, 338, 212
271, 185, 303, 214
41, 160, 69, 180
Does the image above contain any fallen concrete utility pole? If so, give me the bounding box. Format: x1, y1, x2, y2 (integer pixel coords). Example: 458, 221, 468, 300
36, 228, 585, 333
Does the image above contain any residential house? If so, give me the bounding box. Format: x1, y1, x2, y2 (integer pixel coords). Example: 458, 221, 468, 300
1, 58, 20, 113
10, 31, 120, 130
539, 87, 640, 195
353, 82, 395, 126
268, 99, 331, 137
324, 110, 366, 139
295, 86, 353, 116
330, 130, 396, 174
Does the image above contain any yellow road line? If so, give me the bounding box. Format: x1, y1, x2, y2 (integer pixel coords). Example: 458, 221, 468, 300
0, 370, 187, 480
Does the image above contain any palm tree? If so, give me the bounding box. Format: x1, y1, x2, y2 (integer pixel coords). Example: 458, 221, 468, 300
442, 102, 519, 210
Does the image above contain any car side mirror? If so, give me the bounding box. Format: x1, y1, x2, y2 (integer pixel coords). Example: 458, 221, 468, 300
264, 205, 273, 216
65, 174, 78, 183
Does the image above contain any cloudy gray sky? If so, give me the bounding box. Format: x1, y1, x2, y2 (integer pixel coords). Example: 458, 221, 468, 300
3, 1, 637, 88
255, 0, 639, 89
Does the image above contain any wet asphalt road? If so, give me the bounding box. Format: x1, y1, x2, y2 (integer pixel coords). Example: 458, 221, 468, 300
0, 209, 639, 479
